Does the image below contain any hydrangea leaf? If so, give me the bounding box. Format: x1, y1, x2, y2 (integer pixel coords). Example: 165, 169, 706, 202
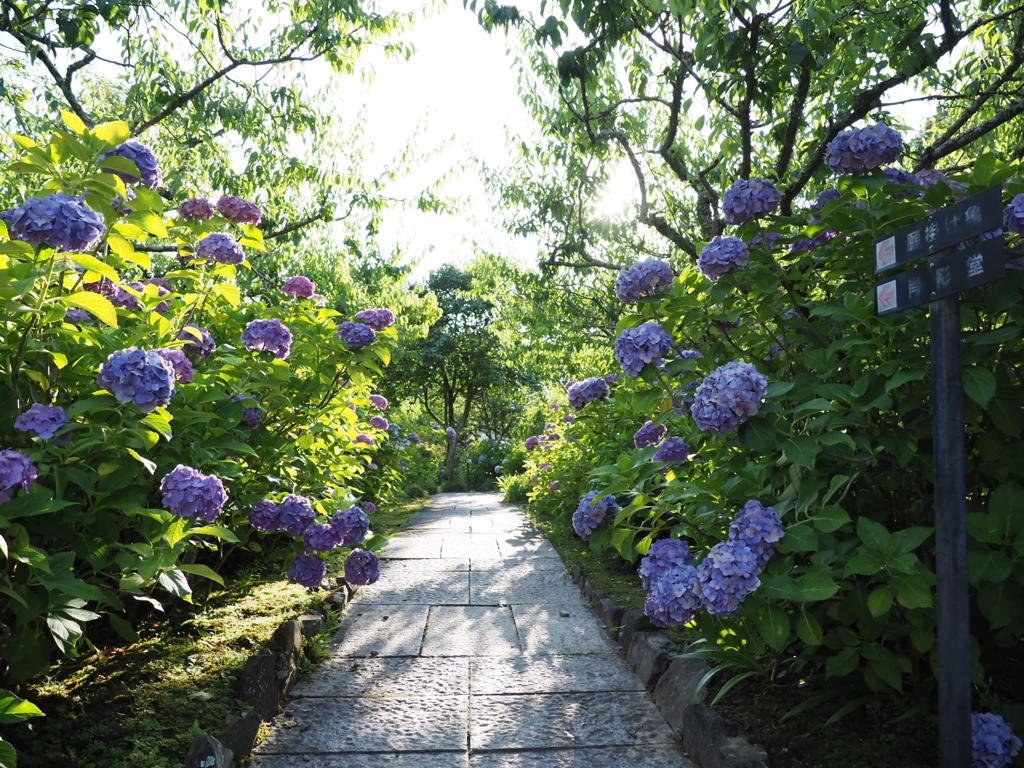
57, 291, 116, 328
177, 564, 225, 586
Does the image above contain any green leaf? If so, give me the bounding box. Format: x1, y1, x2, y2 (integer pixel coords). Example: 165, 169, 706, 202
856, 517, 892, 553
869, 654, 903, 692
157, 569, 193, 601
187, 526, 240, 544
69, 254, 119, 283
791, 570, 840, 601
92, 120, 131, 147
177, 564, 225, 587
759, 605, 790, 650
60, 110, 86, 134
867, 586, 894, 617
57, 292, 117, 328
126, 448, 156, 474
0, 738, 17, 768
978, 580, 1017, 628
213, 281, 241, 307
782, 436, 819, 468
0, 690, 44, 723
890, 527, 933, 555
814, 505, 851, 533
141, 412, 172, 440
796, 608, 823, 645
884, 370, 926, 392
779, 524, 816, 552
892, 574, 934, 609
963, 367, 997, 407
826, 645, 860, 677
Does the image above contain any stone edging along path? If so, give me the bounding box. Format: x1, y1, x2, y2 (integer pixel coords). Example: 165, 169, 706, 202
185, 492, 768, 767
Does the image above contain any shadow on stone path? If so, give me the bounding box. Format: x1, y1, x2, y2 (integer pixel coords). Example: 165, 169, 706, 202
252, 492, 694, 767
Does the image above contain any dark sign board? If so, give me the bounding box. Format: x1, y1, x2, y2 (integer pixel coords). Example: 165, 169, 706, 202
876, 238, 1005, 316
874, 185, 1002, 274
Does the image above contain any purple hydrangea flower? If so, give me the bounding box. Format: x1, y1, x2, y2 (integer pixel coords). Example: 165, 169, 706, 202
615, 259, 675, 302
539, 463, 553, 471
111, 187, 136, 216
232, 394, 263, 428
242, 319, 292, 360
1004, 194, 1024, 236
634, 421, 667, 449
914, 169, 965, 191
694, 540, 762, 616
604, 373, 620, 385
809, 188, 842, 225
177, 197, 215, 220
549, 404, 561, 411
446, 427, 457, 442
368, 462, 378, 470
9, 193, 106, 252
408, 433, 421, 444
729, 500, 785, 568
249, 499, 280, 532
653, 436, 689, 464
288, 552, 326, 589
566, 382, 586, 409
154, 349, 194, 383
825, 123, 903, 174
698, 236, 750, 282
277, 494, 316, 536
691, 361, 768, 436
638, 538, 695, 591
747, 231, 783, 250
279, 277, 313, 300
973, 712, 1022, 767
562, 414, 575, 423
644, 564, 702, 628
370, 416, 389, 430
369, 394, 388, 410
355, 433, 375, 446
159, 465, 227, 522
354, 308, 396, 330
332, 506, 370, 546
97, 348, 176, 413
0, 449, 37, 503
197, 232, 244, 265
179, 324, 216, 358
548, 481, 561, 492
679, 349, 703, 360
100, 140, 162, 188
361, 501, 377, 514
217, 195, 262, 225
345, 549, 380, 586
110, 281, 143, 310
65, 307, 94, 325
615, 322, 674, 378
578, 377, 611, 405
305, 523, 343, 552
672, 380, 699, 417
882, 166, 917, 186
572, 490, 621, 540
15, 404, 68, 440
548, 433, 561, 441
336, 321, 377, 350
722, 178, 782, 225
525, 436, 540, 451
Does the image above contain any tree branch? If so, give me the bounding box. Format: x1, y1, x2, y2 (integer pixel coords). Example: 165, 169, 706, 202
739, 14, 761, 179
775, 63, 811, 179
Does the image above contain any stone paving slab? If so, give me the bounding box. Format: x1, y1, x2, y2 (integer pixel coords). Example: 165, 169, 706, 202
470, 692, 675, 750
470, 655, 644, 695
293, 656, 469, 697
253, 753, 470, 768
255, 696, 469, 753
422, 606, 521, 656
379, 558, 471, 573
469, 746, 691, 767
356, 569, 470, 605
332, 606, 429, 657
381, 535, 445, 559
496, 536, 560, 558
440, 534, 503, 559
511, 604, 618, 654
470, 557, 568, 571
470, 569, 583, 605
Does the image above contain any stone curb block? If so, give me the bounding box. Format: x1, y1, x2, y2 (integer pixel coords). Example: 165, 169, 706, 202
682, 703, 768, 768
653, 656, 710, 736
626, 631, 675, 690
184, 732, 234, 768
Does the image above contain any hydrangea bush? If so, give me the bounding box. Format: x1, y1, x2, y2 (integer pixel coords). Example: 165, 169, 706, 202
0, 117, 402, 685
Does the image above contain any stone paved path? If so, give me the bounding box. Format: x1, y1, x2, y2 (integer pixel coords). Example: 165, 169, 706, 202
253, 492, 694, 767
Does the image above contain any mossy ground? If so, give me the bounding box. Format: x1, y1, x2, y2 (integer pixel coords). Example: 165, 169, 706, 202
10, 498, 424, 768
518, 498, 936, 768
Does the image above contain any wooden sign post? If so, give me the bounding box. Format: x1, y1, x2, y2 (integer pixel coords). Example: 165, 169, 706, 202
873, 185, 1005, 768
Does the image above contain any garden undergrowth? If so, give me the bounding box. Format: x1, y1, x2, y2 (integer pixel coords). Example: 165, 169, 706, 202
10, 498, 424, 768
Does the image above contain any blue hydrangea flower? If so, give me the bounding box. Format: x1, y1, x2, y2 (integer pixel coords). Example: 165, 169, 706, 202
446, 427, 457, 442
197, 232, 244, 264
217, 195, 262, 225
232, 394, 263, 428
179, 324, 216, 357
9, 193, 106, 252
653, 436, 689, 464
973, 712, 1022, 767
354, 308, 395, 330
249, 499, 280, 532
722, 178, 781, 225
408, 432, 421, 444
361, 501, 376, 514
572, 490, 621, 540
178, 198, 214, 220
337, 321, 377, 349
694, 540, 762, 616
691, 361, 768, 435
288, 551, 326, 589
331, 506, 370, 546
882, 166, 917, 186
678, 349, 703, 360
615, 259, 675, 302
698, 236, 749, 282
633, 421, 667, 449
809, 188, 841, 224
97, 348, 176, 413
914, 169, 965, 191
644, 564, 702, 627
370, 416, 389, 430
15, 404, 68, 440
1004, 194, 1024, 236
604, 373, 620, 385
672, 380, 699, 417
154, 349, 194, 383
566, 382, 586, 409
747, 231, 782, 250
159, 465, 227, 523
305, 523, 343, 552
100, 140, 162, 188
242, 319, 292, 360
369, 394, 388, 410
569, 377, 610, 407
281, 275, 315, 298
638, 538, 694, 590
615, 322, 674, 378
344, 549, 380, 586
729, 500, 785, 568
277, 494, 316, 536
0, 449, 37, 504
825, 123, 903, 174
